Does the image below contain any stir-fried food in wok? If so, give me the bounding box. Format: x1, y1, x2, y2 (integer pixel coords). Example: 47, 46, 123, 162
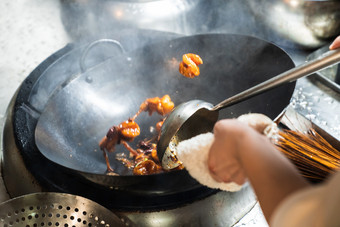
99, 95, 180, 175
179, 53, 203, 78
99, 118, 140, 172
133, 94, 175, 120
99, 52, 202, 175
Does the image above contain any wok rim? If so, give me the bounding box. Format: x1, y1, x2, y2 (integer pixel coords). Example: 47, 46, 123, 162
14, 33, 296, 194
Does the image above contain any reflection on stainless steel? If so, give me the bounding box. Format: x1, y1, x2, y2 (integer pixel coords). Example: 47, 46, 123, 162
290, 77, 340, 140
303, 1, 340, 39
282, 47, 340, 142
282, 46, 340, 142
116, 185, 256, 227
60, 0, 340, 50
247, 0, 340, 48
60, 0, 211, 39
307, 44, 340, 91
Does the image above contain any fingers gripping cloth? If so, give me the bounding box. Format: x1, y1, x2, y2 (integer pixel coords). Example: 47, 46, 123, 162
237, 113, 278, 139
176, 132, 243, 192
176, 113, 277, 192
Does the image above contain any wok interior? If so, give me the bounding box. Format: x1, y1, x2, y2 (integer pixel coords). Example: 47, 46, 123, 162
35, 34, 295, 175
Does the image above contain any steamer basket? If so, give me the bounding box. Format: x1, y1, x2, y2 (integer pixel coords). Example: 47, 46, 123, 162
0, 192, 127, 227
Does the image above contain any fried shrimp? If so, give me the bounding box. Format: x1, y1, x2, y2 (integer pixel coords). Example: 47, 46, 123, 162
179, 53, 203, 78
99, 118, 140, 172
100, 95, 174, 174
134, 94, 175, 119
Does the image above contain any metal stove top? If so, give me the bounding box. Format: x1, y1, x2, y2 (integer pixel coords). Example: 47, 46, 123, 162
284, 47, 340, 142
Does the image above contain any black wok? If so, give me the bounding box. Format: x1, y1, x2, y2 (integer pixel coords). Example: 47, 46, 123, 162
35, 34, 296, 194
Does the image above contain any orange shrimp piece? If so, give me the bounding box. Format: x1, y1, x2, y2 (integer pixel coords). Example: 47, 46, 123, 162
100, 94, 175, 174
100, 119, 140, 153
99, 119, 140, 172
141, 96, 161, 116
136, 95, 174, 117
99, 126, 119, 153
133, 159, 162, 175
119, 119, 141, 141
179, 53, 203, 78
151, 148, 159, 163
159, 94, 174, 115
156, 119, 164, 133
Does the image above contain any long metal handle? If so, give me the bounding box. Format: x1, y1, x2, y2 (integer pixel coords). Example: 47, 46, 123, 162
211, 49, 340, 111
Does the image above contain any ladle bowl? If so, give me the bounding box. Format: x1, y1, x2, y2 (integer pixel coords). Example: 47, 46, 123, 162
158, 100, 218, 170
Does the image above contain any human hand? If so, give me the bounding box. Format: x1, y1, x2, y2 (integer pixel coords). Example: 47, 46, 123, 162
329, 35, 340, 50
207, 119, 264, 185
207, 118, 310, 222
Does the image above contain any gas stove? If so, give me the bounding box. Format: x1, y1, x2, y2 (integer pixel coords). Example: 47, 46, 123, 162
1, 1, 339, 227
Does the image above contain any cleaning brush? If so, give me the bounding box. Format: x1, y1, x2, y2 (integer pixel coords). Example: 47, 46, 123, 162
274, 128, 340, 182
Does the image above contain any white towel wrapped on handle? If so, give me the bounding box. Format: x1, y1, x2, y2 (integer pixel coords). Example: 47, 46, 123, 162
176, 113, 277, 192
176, 132, 243, 192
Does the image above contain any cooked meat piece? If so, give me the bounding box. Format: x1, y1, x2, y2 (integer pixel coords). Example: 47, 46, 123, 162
119, 119, 141, 141
179, 53, 203, 78
159, 95, 174, 115
133, 159, 162, 175
99, 94, 174, 175
156, 119, 164, 133
99, 118, 140, 172
136, 95, 174, 118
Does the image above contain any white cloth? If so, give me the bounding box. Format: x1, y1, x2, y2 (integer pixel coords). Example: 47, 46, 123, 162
176, 132, 242, 192
271, 170, 340, 227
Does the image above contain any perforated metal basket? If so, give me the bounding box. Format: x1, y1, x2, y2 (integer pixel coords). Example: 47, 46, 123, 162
0, 192, 126, 227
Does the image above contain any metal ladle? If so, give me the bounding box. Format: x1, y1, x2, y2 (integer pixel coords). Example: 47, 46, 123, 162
157, 48, 340, 170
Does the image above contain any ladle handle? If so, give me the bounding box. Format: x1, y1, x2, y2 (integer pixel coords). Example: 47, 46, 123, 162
211, 49, 340, 111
